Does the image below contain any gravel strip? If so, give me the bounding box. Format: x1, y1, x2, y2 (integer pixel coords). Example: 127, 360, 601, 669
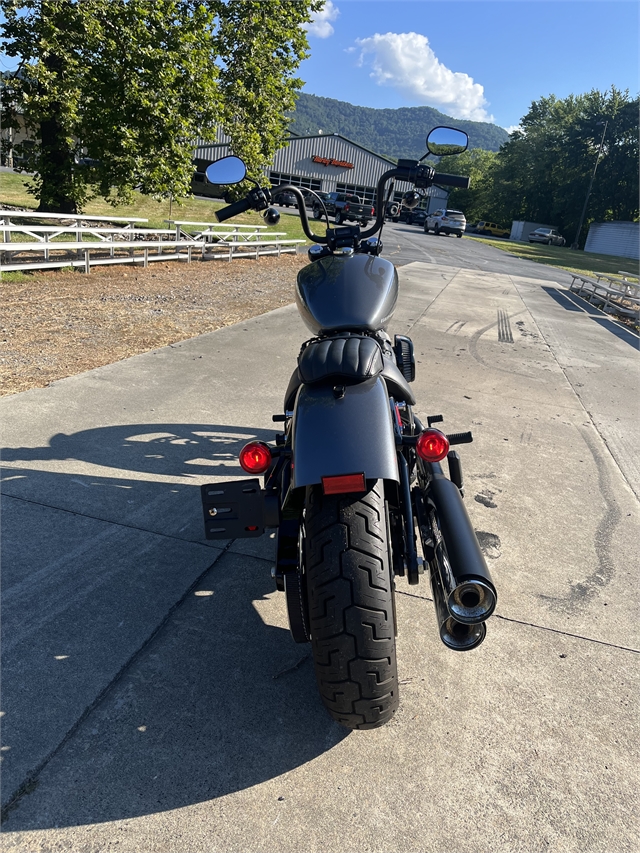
1, 254, 307, 396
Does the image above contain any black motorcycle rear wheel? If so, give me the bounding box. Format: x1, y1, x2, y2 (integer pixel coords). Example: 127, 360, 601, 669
304, 480, 399, 729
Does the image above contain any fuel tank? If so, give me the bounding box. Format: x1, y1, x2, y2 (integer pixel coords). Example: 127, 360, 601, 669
296, 253, 398, 335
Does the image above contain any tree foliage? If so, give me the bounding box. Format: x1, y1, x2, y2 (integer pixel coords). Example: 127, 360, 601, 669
445, 87, 638, 243
215, 0, 323, 189
0, 0, 321, 212
433, 148, 499, 223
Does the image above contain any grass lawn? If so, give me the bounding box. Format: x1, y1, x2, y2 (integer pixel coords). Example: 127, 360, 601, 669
466, 234, 639, 280
0, 170, 312, 243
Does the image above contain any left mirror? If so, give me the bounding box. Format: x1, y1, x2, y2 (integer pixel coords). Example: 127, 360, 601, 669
426, 126, 468, 157
205, 156, 247, 185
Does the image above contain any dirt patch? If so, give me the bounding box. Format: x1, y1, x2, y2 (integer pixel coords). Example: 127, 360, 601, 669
1, 254, 307, 396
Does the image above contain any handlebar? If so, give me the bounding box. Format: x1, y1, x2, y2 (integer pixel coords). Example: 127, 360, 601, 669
215, 196, 253, 222
214, 164, 471, 244
216, 184, 328, 243
360, 165, 471, 239
432, 172, 471, 189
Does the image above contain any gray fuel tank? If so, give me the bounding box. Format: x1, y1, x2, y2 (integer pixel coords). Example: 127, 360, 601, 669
296, 254, 398, 335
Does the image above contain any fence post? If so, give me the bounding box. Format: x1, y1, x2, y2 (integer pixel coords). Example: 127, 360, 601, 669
84, 248, 91, 273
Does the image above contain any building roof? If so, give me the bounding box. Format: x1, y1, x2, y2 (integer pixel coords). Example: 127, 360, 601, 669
194, 131, 398, 166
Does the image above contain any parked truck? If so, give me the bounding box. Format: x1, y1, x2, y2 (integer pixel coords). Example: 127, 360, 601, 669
312, 192, 375, 226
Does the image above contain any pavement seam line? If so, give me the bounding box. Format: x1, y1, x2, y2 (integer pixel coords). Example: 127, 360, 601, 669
402, 264, 463, 334
0, 538, 238, 824
395, 589, 640, 654
1, 491, 219, 549
509, 277, 640, 503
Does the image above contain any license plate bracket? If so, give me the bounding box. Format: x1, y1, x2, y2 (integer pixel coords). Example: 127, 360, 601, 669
201, 478, 265, 539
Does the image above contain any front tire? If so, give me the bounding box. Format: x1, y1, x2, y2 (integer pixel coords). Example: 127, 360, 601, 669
305, 481, 399, 729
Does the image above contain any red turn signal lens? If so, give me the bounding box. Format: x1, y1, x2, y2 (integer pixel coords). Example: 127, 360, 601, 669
322, 473, 366, 495
239, 441, 272, 474
416, 429, 450, 462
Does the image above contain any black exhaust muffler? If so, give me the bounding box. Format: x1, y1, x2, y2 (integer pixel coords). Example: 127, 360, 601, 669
415, 463, 497, 626
428, 559, 486, 651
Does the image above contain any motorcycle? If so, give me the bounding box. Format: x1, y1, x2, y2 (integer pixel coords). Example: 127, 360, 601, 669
200, 127, 497, 730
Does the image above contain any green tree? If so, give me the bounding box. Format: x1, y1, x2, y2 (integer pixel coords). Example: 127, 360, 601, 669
434, 148, 500, 223
1, 0, 322, 212
490, 87, 638, 245
214, 0, 323, 189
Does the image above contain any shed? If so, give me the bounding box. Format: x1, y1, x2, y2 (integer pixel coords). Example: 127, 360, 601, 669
584, 222, 639, 260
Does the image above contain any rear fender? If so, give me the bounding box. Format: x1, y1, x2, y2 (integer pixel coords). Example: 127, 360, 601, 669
290, 376, 399, 489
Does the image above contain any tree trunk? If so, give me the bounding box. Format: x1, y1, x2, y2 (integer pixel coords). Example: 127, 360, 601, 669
37, 52, 77, 214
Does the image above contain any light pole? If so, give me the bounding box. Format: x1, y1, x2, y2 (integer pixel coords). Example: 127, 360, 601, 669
571, 120, 608, 250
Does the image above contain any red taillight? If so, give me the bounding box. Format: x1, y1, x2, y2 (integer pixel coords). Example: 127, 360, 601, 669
239, 441, 272, 474
345, 203, 350, 211
322, 473, 366, 495
416, 429, 450, 462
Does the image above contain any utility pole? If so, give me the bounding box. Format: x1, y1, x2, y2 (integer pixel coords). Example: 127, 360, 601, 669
571, 120, 608, 250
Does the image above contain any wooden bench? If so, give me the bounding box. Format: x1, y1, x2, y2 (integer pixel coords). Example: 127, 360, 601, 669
166, 219, 267, 241
202, 238, 305, 261
569, 273, 640, 321
0, 239, 202, 273
594, 272, 640, 298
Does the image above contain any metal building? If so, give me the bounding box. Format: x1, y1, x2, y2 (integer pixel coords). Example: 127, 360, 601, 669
193, 132, 449, 211
585, 221, 639, 261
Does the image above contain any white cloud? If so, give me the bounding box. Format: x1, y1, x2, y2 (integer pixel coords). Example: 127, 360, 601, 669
505, 125, 523, 135
304, 1, 340, 39
355, 32, 494, 123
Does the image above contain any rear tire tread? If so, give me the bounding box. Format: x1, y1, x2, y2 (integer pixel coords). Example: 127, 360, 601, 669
305, 481, 398, 729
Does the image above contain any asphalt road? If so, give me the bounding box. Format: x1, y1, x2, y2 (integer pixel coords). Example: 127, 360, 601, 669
2, 240, 638, 852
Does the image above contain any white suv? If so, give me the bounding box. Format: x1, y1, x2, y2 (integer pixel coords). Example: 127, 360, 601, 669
424, 209, 466, 238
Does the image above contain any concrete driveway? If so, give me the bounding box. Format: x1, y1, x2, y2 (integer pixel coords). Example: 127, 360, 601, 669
1, 258, 638, 852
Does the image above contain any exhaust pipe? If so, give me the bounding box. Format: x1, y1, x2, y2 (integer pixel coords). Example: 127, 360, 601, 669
428, 560, 486, 651
425, 469, 497, 624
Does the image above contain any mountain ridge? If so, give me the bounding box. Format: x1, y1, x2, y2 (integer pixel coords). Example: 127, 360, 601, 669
288, 92, 509, 160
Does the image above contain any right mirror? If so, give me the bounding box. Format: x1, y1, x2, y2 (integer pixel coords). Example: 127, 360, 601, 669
426, 126, 469, 156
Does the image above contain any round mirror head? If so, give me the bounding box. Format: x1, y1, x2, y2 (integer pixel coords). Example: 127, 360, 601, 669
205, 156, 247, 185
262, 207, 280, 225
426, 126, 469, 157
402, 190, 421, 210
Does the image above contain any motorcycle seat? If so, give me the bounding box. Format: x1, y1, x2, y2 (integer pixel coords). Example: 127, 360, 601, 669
283, 334, 416, 410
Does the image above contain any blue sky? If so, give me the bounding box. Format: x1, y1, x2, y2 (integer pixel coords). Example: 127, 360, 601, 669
1, 1, 636, 133
301, 0, 639, 131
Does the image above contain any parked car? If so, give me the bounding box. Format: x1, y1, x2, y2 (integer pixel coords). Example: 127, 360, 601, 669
400, 206, 428, 226
304, 190, 330, 210
473, 220, 510, 238
528, 227, 566, 247
275, 189, 298, 208
424, 208, 466, 237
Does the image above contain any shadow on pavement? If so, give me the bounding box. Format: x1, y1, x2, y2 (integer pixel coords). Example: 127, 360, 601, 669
542, 286, 640, 350
4, 559, 348, 831
2, 423, 349, 830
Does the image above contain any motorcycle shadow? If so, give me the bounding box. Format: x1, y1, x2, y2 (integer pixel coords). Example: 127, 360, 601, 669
2, 423, 349, 830
1, 422, 281, 541
7, 564, 347, 831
